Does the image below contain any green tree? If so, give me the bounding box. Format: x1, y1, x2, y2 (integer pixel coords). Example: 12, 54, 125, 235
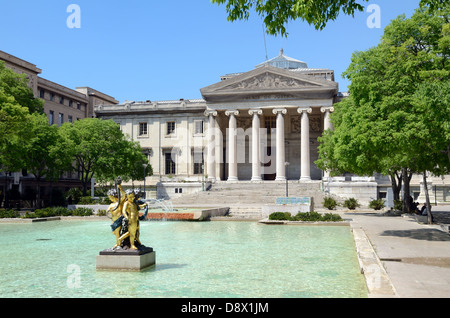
7, 113, 73, 208
211, 0, 447, 36
0, 61, 44, 169
0, 61, 43, 114
0, 61, 45, 208
316, 6, 449, 218
59, 118, 151, 195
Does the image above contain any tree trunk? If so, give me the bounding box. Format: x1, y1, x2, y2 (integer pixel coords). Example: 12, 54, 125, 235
82, 181, 88, 197
422, 171, 433, 224
389, 170, 402, 201
35, 177, 42, 209
402, 168, 411, 213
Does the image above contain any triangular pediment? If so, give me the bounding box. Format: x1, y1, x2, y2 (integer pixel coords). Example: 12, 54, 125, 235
200, 65, 338, 102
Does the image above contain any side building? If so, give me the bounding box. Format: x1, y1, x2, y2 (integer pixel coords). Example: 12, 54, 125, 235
0, 50, 118, 208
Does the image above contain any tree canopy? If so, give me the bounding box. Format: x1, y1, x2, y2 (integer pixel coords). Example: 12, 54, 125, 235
316, 6, 449, 213
0, 61, 44, 170
59, 118, 151, 195
211, 0, 448, 36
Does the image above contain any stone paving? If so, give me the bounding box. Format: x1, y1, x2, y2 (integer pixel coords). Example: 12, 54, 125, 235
346, 206, 450, 298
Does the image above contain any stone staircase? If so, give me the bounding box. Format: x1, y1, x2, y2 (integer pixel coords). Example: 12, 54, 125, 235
169, 181, 330, 219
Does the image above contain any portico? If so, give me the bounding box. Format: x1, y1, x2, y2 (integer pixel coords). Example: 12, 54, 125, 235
200, 59, 339, 183
94, 50, 341, 186
202, 105, 335, 182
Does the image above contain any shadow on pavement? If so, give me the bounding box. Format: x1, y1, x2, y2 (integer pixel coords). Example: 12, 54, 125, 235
380, 228, 450, 242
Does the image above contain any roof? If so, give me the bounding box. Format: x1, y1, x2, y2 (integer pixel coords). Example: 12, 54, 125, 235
255, 49, 308, 69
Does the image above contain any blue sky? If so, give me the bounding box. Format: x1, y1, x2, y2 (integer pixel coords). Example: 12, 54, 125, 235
0, 0, 421, 103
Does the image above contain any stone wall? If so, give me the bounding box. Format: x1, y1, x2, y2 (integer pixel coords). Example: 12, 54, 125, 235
325, 177, 378, 205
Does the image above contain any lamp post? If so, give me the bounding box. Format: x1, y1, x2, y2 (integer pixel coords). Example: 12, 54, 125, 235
142, 163, 148, 199
202, 164, 205, 191
285, 162, 290, 197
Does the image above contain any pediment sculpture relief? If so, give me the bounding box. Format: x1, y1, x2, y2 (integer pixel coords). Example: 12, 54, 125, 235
229, 73, 318, 91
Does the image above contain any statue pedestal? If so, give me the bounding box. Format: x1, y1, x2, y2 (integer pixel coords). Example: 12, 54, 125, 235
96, 245, 155, 271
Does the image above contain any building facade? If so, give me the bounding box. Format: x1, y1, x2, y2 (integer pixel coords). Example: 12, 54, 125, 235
95, 50, 450, 205
0, 50, 118, 207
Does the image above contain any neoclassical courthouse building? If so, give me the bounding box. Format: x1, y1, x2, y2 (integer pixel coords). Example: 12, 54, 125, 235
1, 49, 448, 207
95, 50, 449, 205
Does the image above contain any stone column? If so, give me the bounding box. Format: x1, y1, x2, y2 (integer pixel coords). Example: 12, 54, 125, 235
205, 110, 218, 181
321, 107, 334, 131
225, 110, 239, 181
273, 108, 287, 181
249, 109, 263, 181
320, 107, 334, 180
298, 107, 312, 181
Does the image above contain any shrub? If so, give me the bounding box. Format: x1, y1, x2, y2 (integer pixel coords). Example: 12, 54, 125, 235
288, 211, 343, 222
98, 196, 111, 205
52, 206, 71, 216
25, 208, 55, 218
267, 212, 345, 222
321, 213, 343, 222
394, 200, 403, 211
79, 196, 95, 205
323, 197, 337, 210
97, 209, 107, 216
269, 212, 292, 221
65, 188, 82, 204
72, 207, 93, 216
369, 199, 385, 210
21, 206, 93, 218
0, 209, 20, 218
343, 198, 360, 210
294, 211, 322, 222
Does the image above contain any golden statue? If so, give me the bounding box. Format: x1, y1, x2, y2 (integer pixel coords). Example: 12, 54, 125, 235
107, 177, 126, 248
118, 189, 148, 250
98, 178, 154, 270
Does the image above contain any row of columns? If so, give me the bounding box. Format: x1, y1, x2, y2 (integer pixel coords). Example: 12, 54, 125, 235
205, 107, 334, 182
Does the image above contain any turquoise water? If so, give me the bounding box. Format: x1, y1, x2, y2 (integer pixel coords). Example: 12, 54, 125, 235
0, 220, 367, 298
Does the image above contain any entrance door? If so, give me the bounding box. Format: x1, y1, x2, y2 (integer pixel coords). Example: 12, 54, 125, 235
263, 146, 276, 180
262, 116, 276, 180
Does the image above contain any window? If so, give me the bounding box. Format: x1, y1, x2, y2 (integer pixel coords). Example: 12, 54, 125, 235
49, 92, 54, 101
39, 89, 45, 99
165, 152, 176, 175
193, 151, 204, 175
59, 96, 64, 105
77, 102, 81, 110
167, 121, 175, 135
69, 100, 73, 107
194, 120, 204, 135
265, 116, 276, 134
49, 111, 54, 125
58, 113, 64, 126
139, 122, 148, 136
68, 115, 73, 123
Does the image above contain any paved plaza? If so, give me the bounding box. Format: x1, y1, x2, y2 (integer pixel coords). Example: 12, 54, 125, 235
346, 206, 450, 298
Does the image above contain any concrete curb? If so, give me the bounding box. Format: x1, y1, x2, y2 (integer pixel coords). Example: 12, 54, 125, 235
351, 226, 397, 298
